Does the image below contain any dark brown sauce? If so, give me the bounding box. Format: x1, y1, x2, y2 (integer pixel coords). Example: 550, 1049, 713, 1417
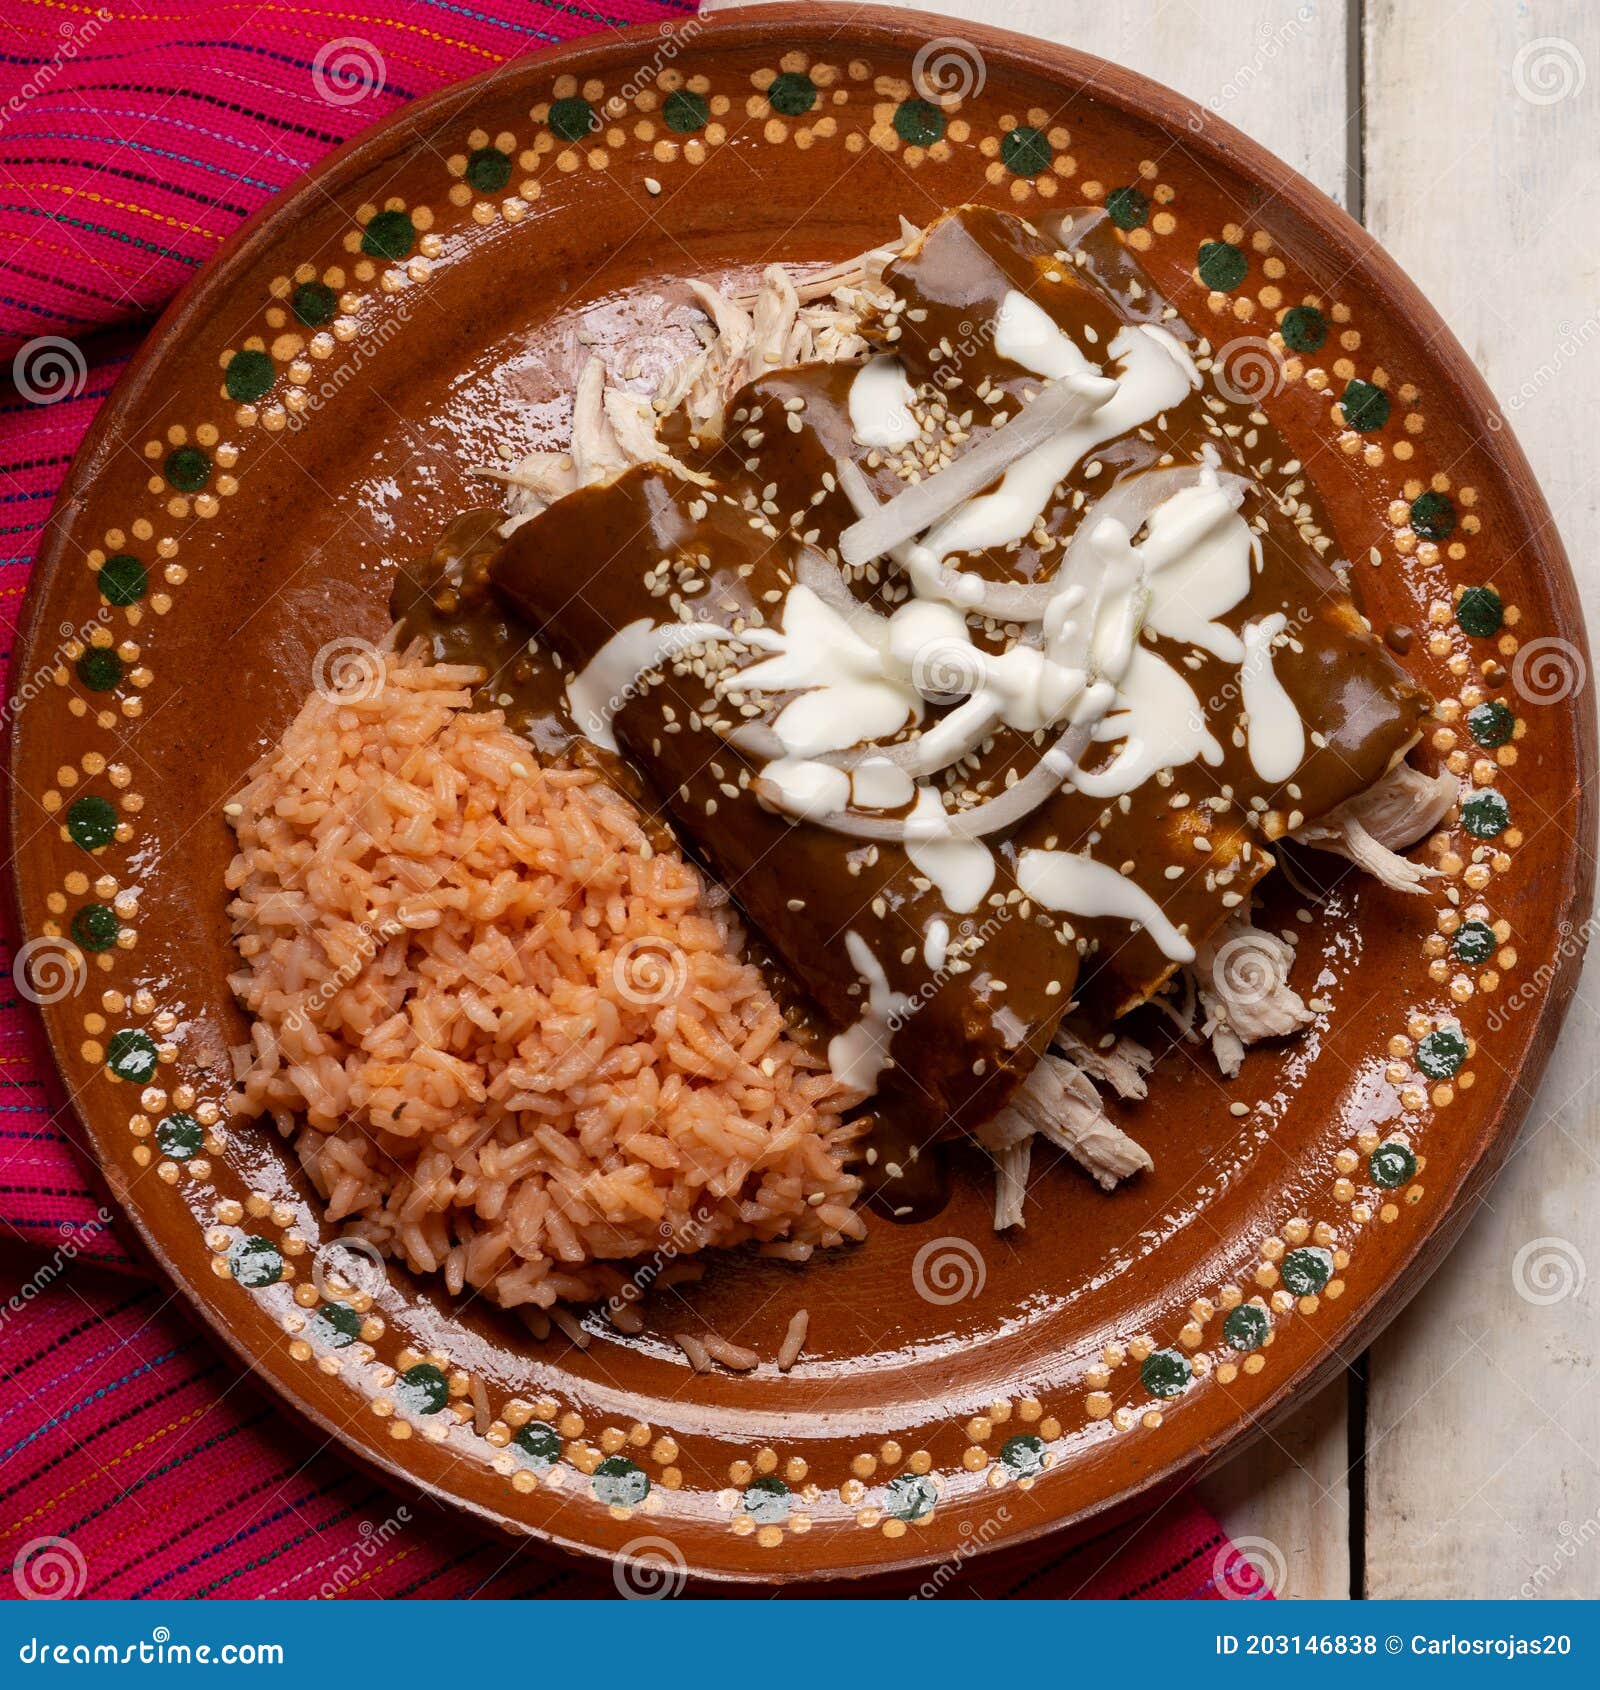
389, 508, 576, 759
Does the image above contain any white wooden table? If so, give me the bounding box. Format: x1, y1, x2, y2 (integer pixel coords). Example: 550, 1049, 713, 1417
711, 0, 1600, 1600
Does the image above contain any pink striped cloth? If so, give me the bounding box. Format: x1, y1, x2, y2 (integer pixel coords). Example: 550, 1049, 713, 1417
0, 0, 1266, 1600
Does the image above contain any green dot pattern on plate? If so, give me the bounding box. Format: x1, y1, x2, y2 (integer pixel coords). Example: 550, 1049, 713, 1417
310, 1302, 362, 1348
1369, 1141, 1418, 1189
75, 647, 121, 692
70, 902, 119, 952
155, 1112, 203, 1160
1340, 378, 1390, 432
1409, 490, 1456, 541
885, 1472, 938, 1521
361, 209, 415, 260
224, 348, 274, 404
105, 1028, 157, 1082
742, 1474, 791, 1522
1279, 304, 1327, 353
1279, 1246, 1333, 1297
1455, 586, 1503, 637
1104, 186, 1149, 230
1452, 919, 1497, 965
66, 794, 118, 850
893, 97, 945, 146
1197, 240, 1247, 291
548, 95, 598, 140
1467, 700, 1515, 748
291, 280, 337, 327
1000, 126, 1051, 177
465, 146, 511, 192
766, 71, 817, 116
592, 1455, 650, 1507
1461, 790, 1510, 839
1140, 1349, 1192, 1399
513, 1421, 562, 1467
1416, 1026, 1468, 1078
999, 1432, 1046, 1474
662, 88, 709, 133
1223, 1304, 1270, 1352
164, 446, 210, 492
229, 1235, 284, 1289
97, 553, 146, 605
395, 1362, 449, 1415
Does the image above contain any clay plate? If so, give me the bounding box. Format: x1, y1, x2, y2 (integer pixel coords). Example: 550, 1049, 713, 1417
7, 3, 1594, 1585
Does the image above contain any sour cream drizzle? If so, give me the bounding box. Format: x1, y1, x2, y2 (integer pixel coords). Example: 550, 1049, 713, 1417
828, 930, 913, 1091
848, 356, 921, 448
568, 618, 733, 752
1014, 848, 1196, 964
1240, 613, 1307, 783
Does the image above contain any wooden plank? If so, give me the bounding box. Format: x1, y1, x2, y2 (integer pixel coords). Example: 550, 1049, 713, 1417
1197, 1376, 1354, 1599
710, 0, 1359, 1600
1362, 0, 1600, 1600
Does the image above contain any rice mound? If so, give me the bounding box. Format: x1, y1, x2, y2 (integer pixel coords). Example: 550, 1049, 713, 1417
225, 651, 864, 1310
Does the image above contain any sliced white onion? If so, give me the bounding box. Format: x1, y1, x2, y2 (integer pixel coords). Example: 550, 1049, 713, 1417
793, 546, 888, 645
837, 371, 1116, 568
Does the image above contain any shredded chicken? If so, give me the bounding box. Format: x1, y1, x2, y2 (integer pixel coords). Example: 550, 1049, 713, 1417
1293, 762, 1456, 892
977, 1054, 1153, 1227
746, 264, 800, 380
1190, 916, 1314, 1079
1053, 1023, 1153, 1101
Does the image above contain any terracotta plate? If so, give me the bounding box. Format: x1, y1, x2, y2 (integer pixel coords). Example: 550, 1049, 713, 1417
8, 3, 1594, 1584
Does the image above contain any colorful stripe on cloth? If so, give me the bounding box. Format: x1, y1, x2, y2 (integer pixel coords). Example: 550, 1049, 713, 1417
0, 0, 1269, 1600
